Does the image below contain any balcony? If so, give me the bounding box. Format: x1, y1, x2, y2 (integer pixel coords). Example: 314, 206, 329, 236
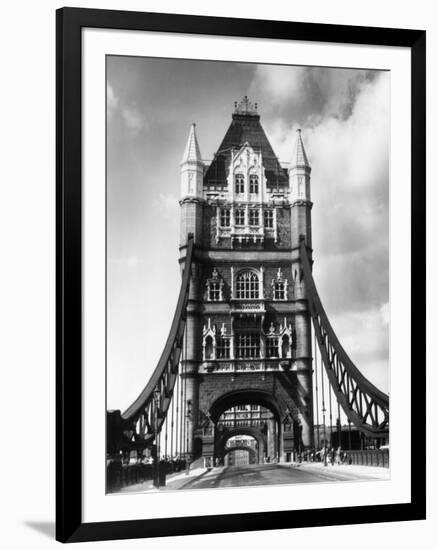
230, 299, 265, 314
230, 226, 265, 244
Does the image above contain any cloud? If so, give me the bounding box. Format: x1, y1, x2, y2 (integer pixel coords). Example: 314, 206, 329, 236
251, 65, 306, 106
152, 193, 179, 219
379, 302, 389, 326
108, 255, 142, 269
107, 83, 118, 117
251, 66, 390, 391
251, 65, 374, 124
121, 104, 147, 132
107, 82, 147, 133
328, 306, 389, 391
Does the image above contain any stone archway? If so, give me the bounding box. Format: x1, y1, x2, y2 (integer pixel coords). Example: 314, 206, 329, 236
209, 389, 287, 424
209, 389, 296, 463
216, 426, 266, 464
223, 444, 257, 466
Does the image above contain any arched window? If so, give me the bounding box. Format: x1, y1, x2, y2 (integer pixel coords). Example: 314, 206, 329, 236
206, 268, 223, 301
266, 337, 279, 358
273, 281, 285, 300
216, 337, 230, 359
249, 174, 259, 194
204, 336, 214, 360
281, 335, 290, 358
271, 268, 288, 300
235, 174, 244, 194
236, 270, 259, 299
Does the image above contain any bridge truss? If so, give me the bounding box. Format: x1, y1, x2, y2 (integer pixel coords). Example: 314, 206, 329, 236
107, 235, 389, 488
299, 238, 389, 441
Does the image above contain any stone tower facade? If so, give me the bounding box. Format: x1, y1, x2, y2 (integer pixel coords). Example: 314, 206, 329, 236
179, 97, 314, 463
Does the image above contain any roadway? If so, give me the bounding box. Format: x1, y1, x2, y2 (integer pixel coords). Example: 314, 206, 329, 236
179, 463, 388, 490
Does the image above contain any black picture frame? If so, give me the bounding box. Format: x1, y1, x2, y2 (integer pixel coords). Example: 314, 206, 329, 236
56, 7, 426, 543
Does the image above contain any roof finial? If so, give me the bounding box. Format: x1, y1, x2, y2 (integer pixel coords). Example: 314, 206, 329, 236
234, 96, 258, 115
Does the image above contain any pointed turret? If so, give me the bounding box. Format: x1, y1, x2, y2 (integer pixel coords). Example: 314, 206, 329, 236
292, 129, 311, 169
181, 123, 203, 165
289, 129, 311, 203
180, 123, 204, 200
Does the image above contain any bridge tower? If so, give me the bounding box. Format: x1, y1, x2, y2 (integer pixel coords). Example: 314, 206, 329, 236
179, 97, 314, 464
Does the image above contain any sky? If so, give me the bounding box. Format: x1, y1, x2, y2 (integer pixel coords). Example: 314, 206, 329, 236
106, 56, 389, 413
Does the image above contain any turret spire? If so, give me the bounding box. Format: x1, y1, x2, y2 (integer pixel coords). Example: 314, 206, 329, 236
291, 129, 311, 169
181, 123, 203, 165
180, 123, 204, 201
289, 129, 311, 203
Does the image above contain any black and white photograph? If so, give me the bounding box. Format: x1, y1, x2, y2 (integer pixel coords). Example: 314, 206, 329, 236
0, 0, 430, 546
105, 56, 391, 494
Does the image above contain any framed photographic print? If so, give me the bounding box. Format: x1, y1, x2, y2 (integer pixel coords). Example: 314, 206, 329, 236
56, 7, 426, 543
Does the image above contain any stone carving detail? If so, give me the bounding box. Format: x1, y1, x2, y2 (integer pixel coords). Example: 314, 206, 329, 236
212, 143, 280, 244
205, 268, 224, 301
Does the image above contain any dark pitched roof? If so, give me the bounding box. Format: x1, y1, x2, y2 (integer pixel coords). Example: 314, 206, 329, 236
204, 112, 288, 188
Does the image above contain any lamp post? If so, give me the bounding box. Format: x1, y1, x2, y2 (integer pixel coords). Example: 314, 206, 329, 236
153, 388, 161, 488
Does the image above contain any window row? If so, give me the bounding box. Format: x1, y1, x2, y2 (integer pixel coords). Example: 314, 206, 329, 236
234, 173, 259, 194
206, 269, 288, 301
203, 333, 291, 360
220, 208, 274, 228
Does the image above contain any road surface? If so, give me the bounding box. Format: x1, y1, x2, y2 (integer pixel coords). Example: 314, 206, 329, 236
179, 463, 388, 490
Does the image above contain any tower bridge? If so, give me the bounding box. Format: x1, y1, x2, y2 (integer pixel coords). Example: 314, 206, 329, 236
106, 97, 389, 491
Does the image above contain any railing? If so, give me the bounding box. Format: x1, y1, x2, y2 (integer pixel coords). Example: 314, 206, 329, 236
106, 458, 188, 493
300, 238, 389, 437
346, 449, 389, 468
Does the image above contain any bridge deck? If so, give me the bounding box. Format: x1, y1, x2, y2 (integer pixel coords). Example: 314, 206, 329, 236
117, 463, 389, 493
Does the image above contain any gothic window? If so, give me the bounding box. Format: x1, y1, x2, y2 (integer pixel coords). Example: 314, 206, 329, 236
235, 174, 245, 194
220, 208, 231, 227
249, 209, 259, 226
272, 268, 288, 301
236, 270, 259, 299
204, 336, 214, 360
264, 209, 274, 228
208, 281, 221, 301
206, 268, 223, 301
273, 281, 285, 300
281, 335, 290, 358
235, 209, 245, 226
266, 337, 280, 358
235, 333, 260, 358
249, 174, 259, 194
216, 337, 230, 359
